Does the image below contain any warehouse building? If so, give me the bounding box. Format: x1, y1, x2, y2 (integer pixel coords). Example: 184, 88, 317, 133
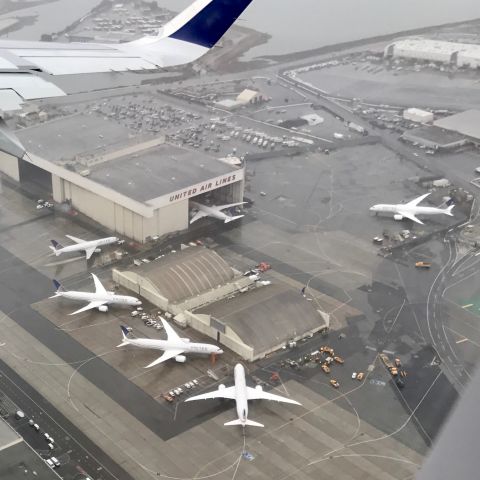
0, 114, 245, 242
434, 110, 480, 144
384, 38, 480, 68
114, 246, 329, 361
403, 108, 434, 124
402, 126, 466, 150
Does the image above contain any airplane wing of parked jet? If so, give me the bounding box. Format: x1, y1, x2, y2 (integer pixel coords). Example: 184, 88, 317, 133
91, 274, 107, 295
186, 386, 237, 401
405, 193, 431, 207
69, 300, 107, 316
161, 318, 181, 341
190, 210, 209, 224
145, 349, 185, 369
65, 235, 87, 244
246, 387, 302, 404
217, 202, 247, 211
397, 210, 424, 225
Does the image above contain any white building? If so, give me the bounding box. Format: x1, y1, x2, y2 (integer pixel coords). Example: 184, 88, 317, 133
403, 108, 434, 124
385, 38, 480, 69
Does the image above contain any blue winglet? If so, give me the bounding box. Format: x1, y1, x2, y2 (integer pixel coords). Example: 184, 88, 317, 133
169, 0, 253, 48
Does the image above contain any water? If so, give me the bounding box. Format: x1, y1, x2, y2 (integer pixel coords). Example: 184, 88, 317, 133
156, 0, 480, 59
0, 0, 102, 40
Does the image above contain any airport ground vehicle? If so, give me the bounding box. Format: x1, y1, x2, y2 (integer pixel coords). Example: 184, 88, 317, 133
321, 363, 331, 374
330, 379, 340, 388
415, 261, 431, 268
356, 372, 365, 381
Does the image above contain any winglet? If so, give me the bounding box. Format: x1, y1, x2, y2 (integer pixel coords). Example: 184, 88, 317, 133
164, 0, 254, 48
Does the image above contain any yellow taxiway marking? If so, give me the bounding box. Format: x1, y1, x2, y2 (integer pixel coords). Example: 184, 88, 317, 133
462, 304, 474, 309
456, 338, 468, 344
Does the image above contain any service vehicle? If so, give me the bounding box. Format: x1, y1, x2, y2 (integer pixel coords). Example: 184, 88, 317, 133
334, 356, 344, 364
321, 363, 331, 374
415, 261, 431, 268
356, 372, 365, 381
330, 379, 340, 388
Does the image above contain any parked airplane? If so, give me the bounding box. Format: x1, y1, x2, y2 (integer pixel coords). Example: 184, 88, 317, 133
49, 235, 118, 260
185, 363, 301, 427
369, 193, 454, 224
0, 0, 255, 157
50, 275, 141, 315
117, 320, 223, 368
190, 201, 246, 224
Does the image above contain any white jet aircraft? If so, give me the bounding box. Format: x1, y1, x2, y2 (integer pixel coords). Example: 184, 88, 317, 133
49, 235, 118, 260
369, 193, 454, 225
50, 275, 141, 315
117, 320, 223, 368
0, 0, 255, 157
185, 363, 301, 427
190, 201, 246, 224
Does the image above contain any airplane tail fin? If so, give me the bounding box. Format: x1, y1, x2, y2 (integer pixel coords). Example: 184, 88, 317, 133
444, 204, 455, 216
50, 279, 65, 296
49, 239, 62, 255
224, 419, 264, 428
224, 215, 244, 224
117, 326, 131, 347
161, 0, 254, 48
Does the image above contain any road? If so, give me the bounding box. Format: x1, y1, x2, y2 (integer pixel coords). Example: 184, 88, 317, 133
0, 358, 134, 480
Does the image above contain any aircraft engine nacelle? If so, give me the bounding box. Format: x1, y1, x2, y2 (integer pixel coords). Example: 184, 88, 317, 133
218, 384, 226, 390
98, 305, 109, 313
255, 385, 263, 392
174, 355, 186, 363
393, 214, 403, 221
181, 338, 191, 342
95, 248, 102, 253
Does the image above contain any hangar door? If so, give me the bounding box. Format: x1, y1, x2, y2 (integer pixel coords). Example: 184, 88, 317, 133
18, 158, 52, 197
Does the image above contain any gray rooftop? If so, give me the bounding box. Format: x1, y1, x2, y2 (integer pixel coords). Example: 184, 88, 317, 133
89, 144, 234, 203
434, 109, 480, 140
17, 114, 235, 202
135, 247, 235, 303
197, 283, 325, 356
403, 125, 466, 146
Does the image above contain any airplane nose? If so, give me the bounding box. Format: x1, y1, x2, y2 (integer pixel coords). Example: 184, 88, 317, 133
217, 349, 224, 354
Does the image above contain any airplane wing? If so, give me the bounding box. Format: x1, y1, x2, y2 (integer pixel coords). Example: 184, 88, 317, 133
185, 386, 236, 402
65, 235, 86, 244
160, 318, 181, 342
145, 349, 185, 368
190, 210, 209, 224
91, 274, 107, 295
85, 247, 97, 260
405, 193, 431, 207
397, 210, 424, 225
217, 202, 247, 211
69, 300, 107, 316
246, 386, 301, 405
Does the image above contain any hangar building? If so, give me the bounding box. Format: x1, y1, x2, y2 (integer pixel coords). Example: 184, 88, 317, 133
114, 246, 329, 361
0, 113, 245, 242
385, 38, 480, 69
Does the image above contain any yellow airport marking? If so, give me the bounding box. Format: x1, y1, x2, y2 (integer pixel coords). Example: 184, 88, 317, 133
462, 304, 474, 309
456, 338, 468, 344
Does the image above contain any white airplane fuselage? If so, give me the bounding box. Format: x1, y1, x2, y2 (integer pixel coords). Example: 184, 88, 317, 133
124, 337, 221, 356
57, 291, 140, 307
233, 363, 249, 425
370, 204, 448, 217
191, 202, 232, 222
54, 236, 118, 256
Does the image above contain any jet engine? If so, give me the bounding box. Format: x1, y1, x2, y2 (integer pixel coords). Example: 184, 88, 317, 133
95, 248, 102, 253
181, 338, 191, 342
218, 384, 226, 390
174, 355, 186, 363
98, 305, 109, 312
255, 385, 263, 391
393, 214, 403, 221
